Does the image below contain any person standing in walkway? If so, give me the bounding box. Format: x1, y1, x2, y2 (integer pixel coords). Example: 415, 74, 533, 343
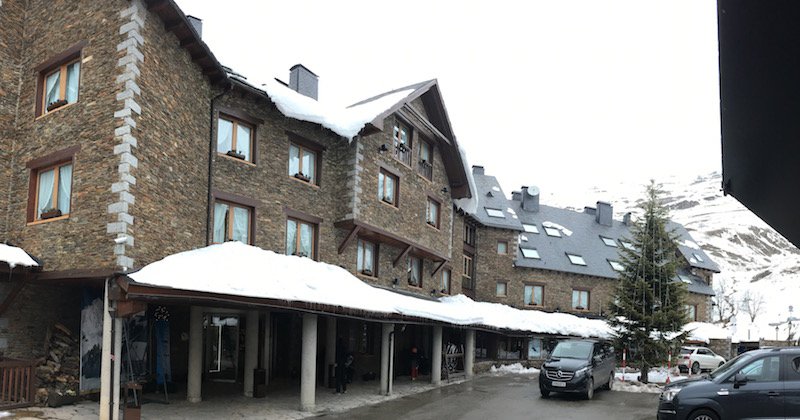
410, 346, 420, 380
335, 337, 348, 394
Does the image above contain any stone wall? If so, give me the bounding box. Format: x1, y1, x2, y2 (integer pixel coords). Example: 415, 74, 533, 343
685, 291, 711, 323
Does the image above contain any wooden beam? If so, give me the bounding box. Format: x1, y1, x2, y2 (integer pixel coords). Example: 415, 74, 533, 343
0, 279, 26, 316
164, 19, 183, 32
35, 268, 114, 281
393, 245, 413, 267
431, 260, 446, 277
180, 38, 198, 48
338, 226, 361, 254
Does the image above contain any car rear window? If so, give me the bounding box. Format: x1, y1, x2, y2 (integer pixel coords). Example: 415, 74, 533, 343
793, 357, 800, 373
680, 348, 693, 355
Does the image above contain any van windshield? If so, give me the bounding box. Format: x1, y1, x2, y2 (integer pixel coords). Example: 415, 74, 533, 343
551, 341, 593, 359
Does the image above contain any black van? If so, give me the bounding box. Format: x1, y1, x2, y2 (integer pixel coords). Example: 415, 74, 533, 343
538, 339, 616, 400
657, 347, 800, 420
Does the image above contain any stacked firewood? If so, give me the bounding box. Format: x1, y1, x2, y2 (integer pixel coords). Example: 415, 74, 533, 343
34, 323, 80, 406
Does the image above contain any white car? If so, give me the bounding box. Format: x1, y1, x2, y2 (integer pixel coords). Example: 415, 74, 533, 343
678, 346, 726, 374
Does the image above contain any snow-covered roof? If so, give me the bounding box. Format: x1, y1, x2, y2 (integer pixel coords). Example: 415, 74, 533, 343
440, 295, 613, 338
0, 244, 39, 269
128, 242, 610, 337
682, 322, 731, 344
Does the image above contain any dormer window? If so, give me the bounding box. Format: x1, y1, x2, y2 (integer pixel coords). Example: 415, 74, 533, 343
567, 253, 586, 266
600, 236, 617, 247
522, 224, 539, 233
485, 208, 505, 218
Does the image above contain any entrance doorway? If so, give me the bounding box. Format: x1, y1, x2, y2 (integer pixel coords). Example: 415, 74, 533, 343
205, 314, 240, 382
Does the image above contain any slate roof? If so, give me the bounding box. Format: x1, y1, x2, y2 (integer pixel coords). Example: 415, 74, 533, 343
472, 168, 720, 294
470, 172, 524, 231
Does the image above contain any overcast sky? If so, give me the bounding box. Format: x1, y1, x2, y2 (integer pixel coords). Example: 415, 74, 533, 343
176, 0, 721, 200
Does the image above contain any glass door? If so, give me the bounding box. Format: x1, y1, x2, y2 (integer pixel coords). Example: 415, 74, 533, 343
205, 315, 239, 382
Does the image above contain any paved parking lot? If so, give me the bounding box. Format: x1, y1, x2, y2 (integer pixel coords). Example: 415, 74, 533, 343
318, 374, 660, 420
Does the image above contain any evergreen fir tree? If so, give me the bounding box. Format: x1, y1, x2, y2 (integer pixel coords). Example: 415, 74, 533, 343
608, 181, 688, 383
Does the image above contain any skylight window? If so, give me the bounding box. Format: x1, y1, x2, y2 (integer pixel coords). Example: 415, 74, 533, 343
608, 260, 624, 272
521, 248, 540, 259
523, 224, 539, 233
567, 253, 586, 266
693, 253, 704, 263
678, 274, 693, 284
621, 241, 635, 251
485, 208, 505, 218
600, 236, 617, 247
544, 227, 561, 237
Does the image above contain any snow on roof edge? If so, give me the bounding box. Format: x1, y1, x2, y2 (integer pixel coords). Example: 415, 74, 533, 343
453, 144, 479, 215
0, 243, 39, 269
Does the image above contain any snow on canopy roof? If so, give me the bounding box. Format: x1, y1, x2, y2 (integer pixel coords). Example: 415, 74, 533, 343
440, 295, 613, 338
128, 242, 480, 325
0, 243, 39, 269
683, 322, 731, 344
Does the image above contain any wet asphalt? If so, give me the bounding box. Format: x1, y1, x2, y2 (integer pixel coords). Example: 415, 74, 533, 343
317, 374, 659, 420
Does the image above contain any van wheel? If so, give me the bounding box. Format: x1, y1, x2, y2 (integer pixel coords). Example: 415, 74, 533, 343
688, 409, 719, 420
603, 373, 613, 390
691, 362, 700, 374
540, 389, 550, 398
585, 378, 594, 400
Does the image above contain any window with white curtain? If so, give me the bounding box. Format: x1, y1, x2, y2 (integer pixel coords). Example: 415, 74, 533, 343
407, 256, 422, 287
572, 289, 590, 310
378, 169, 398, 206
286, 218, 316, 258
216, 116, 253, 162
441, 269, 451, 294
356, 239, 377, 276
426, 198, 440, 228
35, 162, 73, 220
212, 201, 251, 244
41, 59, 80, 114
288, 143, 317, 184
524, 285, 543, 306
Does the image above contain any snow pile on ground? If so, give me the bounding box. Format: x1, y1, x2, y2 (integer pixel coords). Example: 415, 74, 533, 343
612, 380, 663, 394
0, 243, 38, 268
440, 295, 613, 338
489, 363, 540, 375
129, 242, 481, 326
615, 367, 686, 385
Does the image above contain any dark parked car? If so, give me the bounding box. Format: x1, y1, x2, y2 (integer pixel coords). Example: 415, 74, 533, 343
538, 339, 615, 400
658, 347, 800, 420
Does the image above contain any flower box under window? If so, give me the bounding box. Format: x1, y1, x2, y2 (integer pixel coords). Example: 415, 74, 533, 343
40, 208, 62, 220
46, 99, 68, 112
361, 269, 373, 276
226, 150, 246, 160
293, 172, 311, 183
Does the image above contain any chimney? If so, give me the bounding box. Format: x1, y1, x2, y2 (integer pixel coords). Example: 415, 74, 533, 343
596, 201, 613, 226
511, 191, 522, 201
584, 206, 596, 215
623, 212, 632, 226
289, 64, 319, 100
521, 186, 540, 212
472, 165, 484, 175
186, 15, 203, 38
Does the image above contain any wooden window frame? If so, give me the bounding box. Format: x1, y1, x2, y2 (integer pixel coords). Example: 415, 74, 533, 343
686, 304, 698, 321
463, 254, 474, 279
464, 223, 476, 246
572, 288, 590, 311
425, 196, 441, 229
497, 241, 509, 254
212, 200, 254, 244
495, 281, 508, 297
392, 118, 413, 167
524, 283, 544, 307
356, 238, 379, 277
35, 41, 86, 117
407, 255, 422, 288
417, 137, 434, 180
288, 142, 320, 185
441, 268, 451, 295
40, 59, 80, 114
217, 114, 255, 163
26, 145, 80, 223
286, 217, 318, 260
378, 168, 400, 207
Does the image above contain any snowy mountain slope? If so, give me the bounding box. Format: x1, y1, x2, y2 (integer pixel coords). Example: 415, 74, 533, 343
542, 172, 800, 342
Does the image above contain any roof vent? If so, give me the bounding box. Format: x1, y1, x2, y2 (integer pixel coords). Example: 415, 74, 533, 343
521, 186, 540, 212
486, 191, 494, 197
472, 165, 485, 175
623, 212, 632, 226
289, 64, 319, 100
584, 206, 596, 215
596, 201, 613, 226
511, 191, 522, 201
187, 15, 203, 38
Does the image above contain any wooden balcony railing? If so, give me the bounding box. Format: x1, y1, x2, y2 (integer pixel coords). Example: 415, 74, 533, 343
0, 358, 36, 409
